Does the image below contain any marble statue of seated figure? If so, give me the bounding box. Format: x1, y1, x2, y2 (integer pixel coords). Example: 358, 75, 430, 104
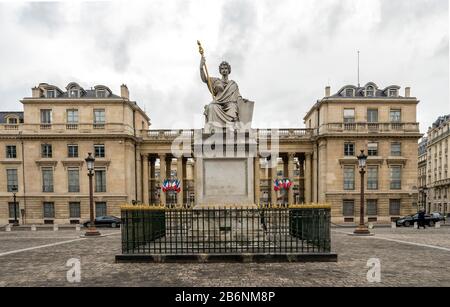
200, 58, 253, 131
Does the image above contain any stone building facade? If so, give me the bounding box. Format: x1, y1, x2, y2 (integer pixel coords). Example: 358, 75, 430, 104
304, 83, 422, 223
0, 81, 421, 225
424, 115, 450, 214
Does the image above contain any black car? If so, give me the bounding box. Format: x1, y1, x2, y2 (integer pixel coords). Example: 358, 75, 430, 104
82, 216, 121, 228
396, 213, 441, 227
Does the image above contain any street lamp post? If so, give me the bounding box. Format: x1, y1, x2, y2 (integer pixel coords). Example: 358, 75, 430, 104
12, 185, 18, 226
353, 150, 371, 235
84, 153, 100, 237
423, 187, 428, 213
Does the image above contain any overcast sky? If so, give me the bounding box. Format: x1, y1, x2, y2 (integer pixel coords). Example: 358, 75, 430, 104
0, 0, 448, 132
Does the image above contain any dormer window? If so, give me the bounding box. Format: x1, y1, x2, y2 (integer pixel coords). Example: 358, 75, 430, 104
389, 89, 398, 97
365, 86, 374, 97
6, 117, 18, 124
345, 88, 354, 97
47, 90, 56, 98
96, 90, 106, 98
69, 89, 79, 98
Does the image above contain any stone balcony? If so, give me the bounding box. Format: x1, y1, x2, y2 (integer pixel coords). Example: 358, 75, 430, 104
318, 122, 420, 135
0, 123, 135, 135
140, 128, 314, 141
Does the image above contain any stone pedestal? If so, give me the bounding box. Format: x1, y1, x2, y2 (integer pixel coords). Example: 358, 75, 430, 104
194, 129, 256, 207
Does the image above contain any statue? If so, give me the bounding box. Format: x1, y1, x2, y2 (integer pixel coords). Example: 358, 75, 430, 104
197, 41, 253, 131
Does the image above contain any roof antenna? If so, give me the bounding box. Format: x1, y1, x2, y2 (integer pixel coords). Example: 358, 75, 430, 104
357, 50, 360, 87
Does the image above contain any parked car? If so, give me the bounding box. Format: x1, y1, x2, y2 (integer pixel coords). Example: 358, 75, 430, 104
430, 212, 446, 223
82, 216, 121, 228
396, 212, 444, 227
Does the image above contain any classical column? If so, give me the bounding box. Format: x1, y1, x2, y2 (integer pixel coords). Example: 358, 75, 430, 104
177, 156, 184, 206
287, 153, 295, 205
270, 157, 278, 205
298, 156, 305, 203
149, 157, 156, 204
254, 155, 261, 205
305, 153, 312, 203
182, 157, 188, 204
142, 154, 149, 204
135, 147, 142, 203
159, 154, 166, 205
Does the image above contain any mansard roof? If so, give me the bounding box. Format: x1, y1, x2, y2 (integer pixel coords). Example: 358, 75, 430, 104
35, 82, 121, 99
0, 112, 24, 123
332, 82, 404, 98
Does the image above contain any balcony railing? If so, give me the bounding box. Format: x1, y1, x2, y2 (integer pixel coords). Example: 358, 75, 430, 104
319, 122, 420, 134
143, 129, 314, 141
40, 123, 52, 130
0, 123, 135, 135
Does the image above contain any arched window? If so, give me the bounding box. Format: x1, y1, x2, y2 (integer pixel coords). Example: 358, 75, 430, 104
366, 86, 374, 97
345, 88, 354, 97
6, 116, 18, 124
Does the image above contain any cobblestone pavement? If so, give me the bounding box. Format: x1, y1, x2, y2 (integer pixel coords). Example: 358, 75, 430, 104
0, 227, 449, 287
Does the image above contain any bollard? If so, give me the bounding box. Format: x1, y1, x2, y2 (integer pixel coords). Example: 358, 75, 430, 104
435, 222, 441, 229
5, 224, 11, 232
391, 222, 396, 229
75, 224, 80, 232
53, 224, 58, 231
31, 225, 37, 231
414, 222, 418, 229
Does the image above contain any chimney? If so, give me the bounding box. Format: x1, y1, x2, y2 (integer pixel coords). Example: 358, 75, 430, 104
325, 86, 331, 97
32, 86, 41, 98
121, 84, 129, 100
405, 87, 411, 98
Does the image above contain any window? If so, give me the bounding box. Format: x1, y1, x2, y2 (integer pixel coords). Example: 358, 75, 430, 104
7, 117, 18, 124
344, 143, 355, 156
343, 109, 355, 123
40, 109, 52, 124
42, 167, 54, 192
367, 166, 378, 190
366, 86, 374, 97
69, 202, 81, 218
67, 109, 78, 123
69, 89, 79, 98
389, 199, 401, 216
367, 200, 378, 216
43, 202, 55, 218
368, 142, 378, 156
68, 168, 80, 192
391, 143, 402, 156
367, 109, 378, 123
6, 145, 17, 158
390, 109, 401, 122
68, 144, 78, 158
95, 168, 106, 192
343, 200, 355, 216
41, 144, 52, 158
6, 169, 18, 192
343, 166, 355, 190
94, 144, 105, 158
8, 202, 20, 219
94, 109, 105, 124
390, 166, 402, 190
96, 90, 106, 98
389, 89, 398, 97
47, 90, 56, 98
95, 202, 107, 217
345, 88, 354, 97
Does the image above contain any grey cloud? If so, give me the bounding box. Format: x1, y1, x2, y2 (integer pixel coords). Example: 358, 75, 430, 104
18, 2, 65, 32
377, 0, 447, 32
218, 0, 258, 69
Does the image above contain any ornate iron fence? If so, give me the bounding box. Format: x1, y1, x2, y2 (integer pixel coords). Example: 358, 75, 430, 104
120, 205, 331, 255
